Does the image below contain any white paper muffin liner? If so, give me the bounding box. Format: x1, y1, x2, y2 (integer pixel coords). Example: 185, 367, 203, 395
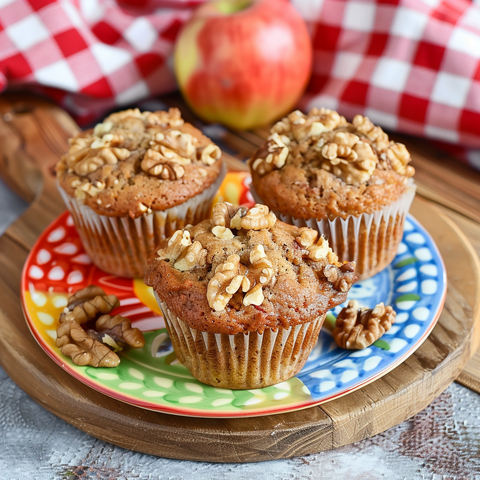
155, 293, 325, 389
58, 165, 225, 278
251, 181, 416, 280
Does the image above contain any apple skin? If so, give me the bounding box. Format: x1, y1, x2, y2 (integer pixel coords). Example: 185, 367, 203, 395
174, 0, 312, 130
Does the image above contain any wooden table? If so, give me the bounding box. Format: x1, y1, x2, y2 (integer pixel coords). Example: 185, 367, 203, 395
1, 92, 480, 477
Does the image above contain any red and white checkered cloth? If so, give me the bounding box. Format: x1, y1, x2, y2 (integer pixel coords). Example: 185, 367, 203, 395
1, 0, 480, 170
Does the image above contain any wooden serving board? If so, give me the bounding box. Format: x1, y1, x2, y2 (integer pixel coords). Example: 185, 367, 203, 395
0, 93, 479, 463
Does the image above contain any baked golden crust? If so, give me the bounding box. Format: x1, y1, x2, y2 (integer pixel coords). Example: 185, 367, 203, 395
145, 203, 357, 335
56, 108, 223, 218
249, 109, 414, 220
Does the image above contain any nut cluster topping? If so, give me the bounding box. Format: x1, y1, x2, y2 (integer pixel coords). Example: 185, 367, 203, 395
250, 108, 414, 185
58, 107, 221, 203
56, 285, 145, 367
332, 300, 396, 349
207, 254, 252, 312
156, 202, 356, 313
319, 132, 377, 185
251, 108, 346, 176
352, 115, 390, 151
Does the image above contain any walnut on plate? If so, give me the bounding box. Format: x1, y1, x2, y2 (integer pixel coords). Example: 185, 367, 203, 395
56, 320, 120, 367
88, 314, 145, 351
60, 285, 119, 325
56, 285, 145, 367
333, 300, 396, 349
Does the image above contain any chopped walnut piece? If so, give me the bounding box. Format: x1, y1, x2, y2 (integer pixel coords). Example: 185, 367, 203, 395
333, 300, 396, 349
253, 131, 290, 174
174, 241, 207, 271
272, 108, 346, 141
93, 121, 114, 137
157, 230, 207, 272
140, 147, 189, 179
91, 133, 125, 149
56, 320, 120, 367
73, 147, 130, 176
240, 204, 276, 230
212, 226, 234, 240
230, 207, 248, 229
320, 133, 377, 185
155, 130, 197, 158
352, 115, 390, 151
250, 245, 274, 285
321, 132, 359, 163
205, 244, 276, 312
60, 286, 119, 325
295, 227, 318, 248
212, 202, 236, 227
207, 254, 247, 312
74, 180, 106, 199
243, 284, 264, 307
146, 107, 184, 127
386, 143, 415, 177
91, 314, 145, 350
323, 262, 356, 292
199, 144, 221, 165
158, 230, 191, 261
307, 235, 338, 263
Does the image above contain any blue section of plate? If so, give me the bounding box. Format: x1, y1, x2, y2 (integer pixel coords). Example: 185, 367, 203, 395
297, 214, 446, 401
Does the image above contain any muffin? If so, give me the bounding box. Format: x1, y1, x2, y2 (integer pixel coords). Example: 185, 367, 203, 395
249, 108, 416, 280
56, 108, 225, 278
145, 202, 356, 389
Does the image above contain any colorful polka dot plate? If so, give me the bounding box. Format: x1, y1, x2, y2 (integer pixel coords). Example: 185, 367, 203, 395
21, 173, 446, 418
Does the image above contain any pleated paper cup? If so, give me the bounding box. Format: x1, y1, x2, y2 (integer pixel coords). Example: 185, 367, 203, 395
251, 181, 416, 280
58, 166, 225, 278
155, 293, 325, 389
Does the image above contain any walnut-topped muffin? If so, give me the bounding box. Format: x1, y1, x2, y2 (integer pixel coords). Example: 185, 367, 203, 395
56, 108, 225, 278
56, 107, 223, 219
249, 109, 416, 280
145, 202, 356, 389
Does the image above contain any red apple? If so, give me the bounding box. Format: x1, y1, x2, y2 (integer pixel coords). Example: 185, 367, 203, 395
174, 0, 312, 130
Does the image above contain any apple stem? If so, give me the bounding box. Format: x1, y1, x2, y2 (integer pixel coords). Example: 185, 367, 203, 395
216, 0, 253, 15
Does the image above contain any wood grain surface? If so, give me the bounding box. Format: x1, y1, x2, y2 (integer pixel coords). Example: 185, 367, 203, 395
0, 93, 479, 463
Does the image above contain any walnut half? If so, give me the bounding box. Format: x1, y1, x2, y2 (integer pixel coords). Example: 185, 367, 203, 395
333, 300, 396, 349
56, 286, 145, 367
56, 320, 120, 367
60, 286, 119, 325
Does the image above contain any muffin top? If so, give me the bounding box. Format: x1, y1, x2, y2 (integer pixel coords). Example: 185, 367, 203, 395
145, 202, 356, 335
249, 109, 415, 220
56, 108, 224, 218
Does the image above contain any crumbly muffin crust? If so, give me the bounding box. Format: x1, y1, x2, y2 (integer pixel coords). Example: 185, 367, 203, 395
249, 109, 415, 220
145, 203, 356, 335
56, 108, 224, 218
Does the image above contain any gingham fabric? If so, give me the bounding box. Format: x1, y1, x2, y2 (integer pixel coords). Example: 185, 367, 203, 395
292, 0, 480, 170
1, 0, 480, 169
